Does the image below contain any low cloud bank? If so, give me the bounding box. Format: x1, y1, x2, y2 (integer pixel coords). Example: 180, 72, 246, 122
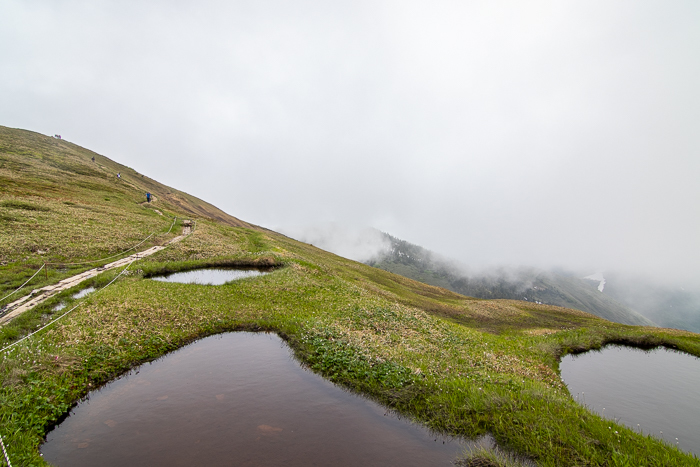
279, 223, 391, 263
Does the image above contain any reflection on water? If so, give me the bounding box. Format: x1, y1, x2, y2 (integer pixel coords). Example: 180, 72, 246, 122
72, 287, 95, 299
150, 268, 268, 285
42, 332, 484, 466
560, 345, 700, 456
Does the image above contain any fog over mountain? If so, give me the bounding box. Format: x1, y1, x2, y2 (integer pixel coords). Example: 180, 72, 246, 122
286, 225, 699, 330
280, 223, 390, 263
2, 1, 699, 287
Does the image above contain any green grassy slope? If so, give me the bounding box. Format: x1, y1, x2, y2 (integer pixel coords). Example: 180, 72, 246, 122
1, 126, 699, 466
0, 125, 254, 230
0, 126, 256, 308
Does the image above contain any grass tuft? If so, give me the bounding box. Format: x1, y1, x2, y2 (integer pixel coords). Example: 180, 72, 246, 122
456, 445, 533, 467
1, 200, 50, 212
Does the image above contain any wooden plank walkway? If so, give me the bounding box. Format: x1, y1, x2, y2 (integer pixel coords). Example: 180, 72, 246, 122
0, 225, 191, 326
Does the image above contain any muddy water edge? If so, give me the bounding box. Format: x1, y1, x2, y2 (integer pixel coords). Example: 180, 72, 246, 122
41, 332, 487, 466
560, 345, 700, 457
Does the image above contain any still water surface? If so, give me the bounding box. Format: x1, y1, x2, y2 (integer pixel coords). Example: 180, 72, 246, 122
42, 332, 480, 466
560, 345, 700, 456
72, 286, 96, 299
150, 268, 268, 285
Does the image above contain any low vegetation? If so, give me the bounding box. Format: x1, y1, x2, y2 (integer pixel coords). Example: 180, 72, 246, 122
1, 127, 699, 466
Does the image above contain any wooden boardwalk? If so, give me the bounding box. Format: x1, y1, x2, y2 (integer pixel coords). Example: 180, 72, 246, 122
0, 225, 192, 326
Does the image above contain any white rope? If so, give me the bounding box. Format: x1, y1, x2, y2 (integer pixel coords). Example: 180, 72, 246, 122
0, 264, 45, 303
0, 216, 192, 351
96, 259, 136, 291
0, 217, 175, 305
0, 432, 11, 467
47, 233, 155, 266
0, 216, 187, 319
0, 219, 193, 462
0, 260, 135, 355
0, 304, 82, 355
165, 217, 177, 234
46, 215, 177, 267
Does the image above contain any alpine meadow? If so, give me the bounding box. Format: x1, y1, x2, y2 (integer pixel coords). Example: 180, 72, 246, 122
1, 126, 699, 466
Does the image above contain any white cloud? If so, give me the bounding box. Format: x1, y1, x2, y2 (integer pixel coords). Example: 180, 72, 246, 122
1, 0, 699, 285
280, 223, 390, 263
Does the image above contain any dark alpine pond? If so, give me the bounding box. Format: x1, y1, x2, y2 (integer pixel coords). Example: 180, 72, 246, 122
149, 268, 269, 285
560, 345, 700, 456
41, 332, 486, 466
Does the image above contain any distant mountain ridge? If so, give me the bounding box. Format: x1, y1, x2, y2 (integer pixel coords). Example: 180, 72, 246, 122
602, 273, 700, 333
368, 233, 656, 327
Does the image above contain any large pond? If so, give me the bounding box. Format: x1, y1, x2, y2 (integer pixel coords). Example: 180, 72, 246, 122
41, 332, 486, 466
149, 268, 269, 285
560, 345, 700, 456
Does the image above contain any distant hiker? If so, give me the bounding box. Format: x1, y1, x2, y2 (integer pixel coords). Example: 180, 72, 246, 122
146, 192, 152, 203
117, 172, 121, 179
92, 156, 95, 162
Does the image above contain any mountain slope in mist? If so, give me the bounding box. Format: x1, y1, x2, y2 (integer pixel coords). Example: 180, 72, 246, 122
368, 233, 656, 327
602, 274, 700, 333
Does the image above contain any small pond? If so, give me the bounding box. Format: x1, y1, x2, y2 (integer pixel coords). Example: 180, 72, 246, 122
560, 345, 700, 456
149, 268, 269, 285
72, 287, 96, 299
41, 332, 486, 466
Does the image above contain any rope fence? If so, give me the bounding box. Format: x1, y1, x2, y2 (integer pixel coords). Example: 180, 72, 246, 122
165, 216, 177, 234
0, 432, 11, 467
0, 216, 194, 353
0, 264, 45, 303
0, 217, 197, 467
0, 260, 135, 355
45, 233, 155, 266
0, 216, 179, 306
45, 215, 177, 266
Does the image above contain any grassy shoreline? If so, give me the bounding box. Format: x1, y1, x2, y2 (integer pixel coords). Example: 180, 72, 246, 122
1, 220, 699, 466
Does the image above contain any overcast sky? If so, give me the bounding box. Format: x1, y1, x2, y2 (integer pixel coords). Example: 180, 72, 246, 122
2, 1, 699, 285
